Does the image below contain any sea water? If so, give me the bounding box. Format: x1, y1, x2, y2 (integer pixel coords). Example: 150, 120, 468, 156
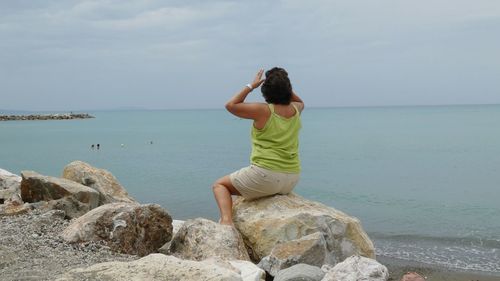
1, 105, 499, 274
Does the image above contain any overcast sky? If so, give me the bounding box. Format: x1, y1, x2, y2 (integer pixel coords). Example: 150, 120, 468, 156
1, 0, 499, 111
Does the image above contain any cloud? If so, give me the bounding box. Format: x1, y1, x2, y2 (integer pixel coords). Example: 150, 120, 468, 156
1, 0, 499, 110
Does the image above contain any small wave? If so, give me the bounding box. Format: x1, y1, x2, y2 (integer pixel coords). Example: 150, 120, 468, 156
372, 233, 500, 273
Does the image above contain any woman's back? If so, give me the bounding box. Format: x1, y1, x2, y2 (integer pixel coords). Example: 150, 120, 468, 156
251, 103, 301, 173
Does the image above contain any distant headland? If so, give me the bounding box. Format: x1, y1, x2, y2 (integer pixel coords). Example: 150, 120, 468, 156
0, 113, 94, 121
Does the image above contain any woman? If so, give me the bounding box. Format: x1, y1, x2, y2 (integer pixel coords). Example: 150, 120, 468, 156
212, 67, 304, 225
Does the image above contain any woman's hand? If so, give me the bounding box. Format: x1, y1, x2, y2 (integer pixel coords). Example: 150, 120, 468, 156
250, 69, 265, 89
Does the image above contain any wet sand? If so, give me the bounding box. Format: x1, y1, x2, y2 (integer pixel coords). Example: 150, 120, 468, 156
379, 256, 500, 281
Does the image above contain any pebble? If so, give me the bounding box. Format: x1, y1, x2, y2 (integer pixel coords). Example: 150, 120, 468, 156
0, 209, 137, 281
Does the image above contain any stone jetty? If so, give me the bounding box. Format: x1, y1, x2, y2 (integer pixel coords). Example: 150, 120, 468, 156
0, 113, 94, 121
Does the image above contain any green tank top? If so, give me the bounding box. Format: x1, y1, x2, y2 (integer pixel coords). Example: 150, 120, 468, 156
250, 103, 301, 173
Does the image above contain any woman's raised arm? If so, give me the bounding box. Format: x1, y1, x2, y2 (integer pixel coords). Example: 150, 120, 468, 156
225, 69, 267, 120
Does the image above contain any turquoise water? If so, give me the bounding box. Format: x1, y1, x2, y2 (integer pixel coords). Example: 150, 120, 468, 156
1, 105, 500, 274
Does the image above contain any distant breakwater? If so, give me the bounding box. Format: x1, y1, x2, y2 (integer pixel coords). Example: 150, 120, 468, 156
0, 113, 94, 121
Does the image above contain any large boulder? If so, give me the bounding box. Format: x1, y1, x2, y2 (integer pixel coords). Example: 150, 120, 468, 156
233, 193, 374, 264
321, 255, 389, 281
55, 253, 243, 281
62, 161, 136, 204
258, 232, 332, 276
20, 171, 100, 218
61, 202, 172, 256
168, 218, 251, 261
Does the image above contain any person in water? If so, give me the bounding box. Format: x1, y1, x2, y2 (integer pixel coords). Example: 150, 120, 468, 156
212, 67, 304, 225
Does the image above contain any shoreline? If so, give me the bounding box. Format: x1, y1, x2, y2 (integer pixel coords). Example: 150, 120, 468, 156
0, 113, 94, 121
378, 255, 500, 281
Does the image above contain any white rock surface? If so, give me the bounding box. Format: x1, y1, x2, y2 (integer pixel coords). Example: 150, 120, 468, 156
169, 218, 251, 261
56, 253, 243, 281
321, 255, 389, 281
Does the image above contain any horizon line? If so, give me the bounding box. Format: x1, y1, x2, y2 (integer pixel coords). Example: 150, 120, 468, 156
1, 102, 499, 113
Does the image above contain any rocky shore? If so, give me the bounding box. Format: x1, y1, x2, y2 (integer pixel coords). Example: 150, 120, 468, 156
3, 162, 493, 281
0, 113, 94, 121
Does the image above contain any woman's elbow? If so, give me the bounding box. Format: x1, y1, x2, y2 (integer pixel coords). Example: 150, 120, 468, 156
225, 102, 234, 112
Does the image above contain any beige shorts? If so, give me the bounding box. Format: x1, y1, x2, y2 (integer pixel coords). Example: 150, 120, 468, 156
230, 165, 300, 200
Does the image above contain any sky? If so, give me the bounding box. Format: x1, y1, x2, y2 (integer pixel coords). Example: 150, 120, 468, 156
1, 0, 499, 111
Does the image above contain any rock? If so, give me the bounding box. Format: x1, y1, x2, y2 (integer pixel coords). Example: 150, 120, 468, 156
20, 171, 100, 218
274, 263, 325, 281
233, 193, 374, 264
0, 168, 22, 205
62, 161, 136, 204
157, 219, 185, 254
55, 253, 243, 281
0, 168, 21, 190
400, 272, 426, 281
321, 255, 389, 281
0, 202, 31, 216
228, 260, 266, 281
205, 258, 266, 281
258, 232, 332, 276
61, 202, 172, 256
172, 219, 185, 235
169, 218, 251, 261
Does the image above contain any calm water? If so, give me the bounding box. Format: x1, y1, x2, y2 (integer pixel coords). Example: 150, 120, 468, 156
1, 105, 500, 274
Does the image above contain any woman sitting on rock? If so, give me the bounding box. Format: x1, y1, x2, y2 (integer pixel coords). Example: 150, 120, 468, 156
213, 67, 304, 225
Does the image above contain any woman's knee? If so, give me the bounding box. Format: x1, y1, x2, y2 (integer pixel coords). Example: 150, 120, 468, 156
212, 175, 241, 196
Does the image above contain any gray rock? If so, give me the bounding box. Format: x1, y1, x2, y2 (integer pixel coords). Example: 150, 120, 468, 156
321, 255, 389, 281
61, 202, 172, 256
62, 161, 136, 204
20, 171, 100, 218
258, 232, 333, 276
169, 218, 251, 261
233, 193, 374, 263
55, 253, 243, 281
275, 264, 325, 281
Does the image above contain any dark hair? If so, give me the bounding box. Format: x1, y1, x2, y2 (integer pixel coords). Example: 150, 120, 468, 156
261, 67, 292, 105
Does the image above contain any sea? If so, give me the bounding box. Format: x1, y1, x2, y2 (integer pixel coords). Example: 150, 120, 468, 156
1, 105, 499, 275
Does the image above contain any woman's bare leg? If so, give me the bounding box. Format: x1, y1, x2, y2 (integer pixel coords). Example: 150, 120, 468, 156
212, 175, 241, 225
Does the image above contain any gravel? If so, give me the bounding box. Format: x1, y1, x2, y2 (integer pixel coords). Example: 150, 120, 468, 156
0, 209, 137, 281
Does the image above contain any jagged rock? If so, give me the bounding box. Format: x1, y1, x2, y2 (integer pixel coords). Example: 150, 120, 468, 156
157, 219, 185, 254
172, 219, 185, 235
55, 253, 243, 281
61, 202, 172, 256
321, 255, 389, 281
233, 193, 374, 264
258, 232, 333, 276
169, 218, 251, 261
274, 263, 325, 281
62, 161, 136, 204
20, 171, 100, 218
